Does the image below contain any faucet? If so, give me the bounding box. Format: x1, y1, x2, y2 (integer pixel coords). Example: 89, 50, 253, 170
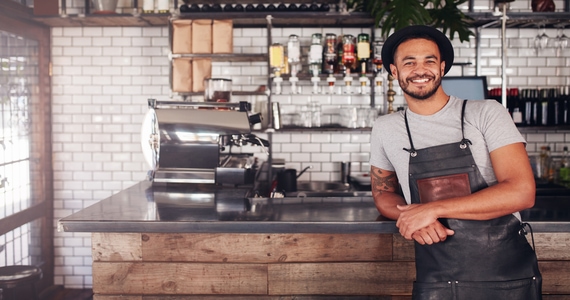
297, 165, 313, 178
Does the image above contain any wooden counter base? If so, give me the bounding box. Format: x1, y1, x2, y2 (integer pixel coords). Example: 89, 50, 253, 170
91, 232, 570, 299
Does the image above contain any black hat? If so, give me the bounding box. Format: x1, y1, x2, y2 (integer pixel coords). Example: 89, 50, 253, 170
381, 25, 454, 76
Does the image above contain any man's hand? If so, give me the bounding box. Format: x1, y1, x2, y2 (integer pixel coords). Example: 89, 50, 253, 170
410, 221, 455, 245
396, 204, 454, 241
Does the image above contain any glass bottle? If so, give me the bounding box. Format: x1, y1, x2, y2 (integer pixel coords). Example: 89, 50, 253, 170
357, 33, 370, 75
357, 33, 370, 94
309, 33, 323, 77
142, 0, 155, 13
539, 146, 552, 181
372, 38, 384, 74
157, 0, 169, 13
309, 33, 323, 94
287, 35, 301, 77
321, 34, 336, 94
270, 43, 285, 94
322, 33, 337, 75
560, 146, 570, 184
342, 35, 355, 74
342, 35, 356, 93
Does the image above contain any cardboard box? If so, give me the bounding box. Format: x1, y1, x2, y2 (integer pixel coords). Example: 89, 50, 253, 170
212, 20, 233, 54
172, 58, 192, 93
192, 58, 212, 92
172, 19, 192, 54
191, 19, 212, 54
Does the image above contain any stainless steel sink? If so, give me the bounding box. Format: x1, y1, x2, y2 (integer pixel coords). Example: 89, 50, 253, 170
287, 191, 373, 198
284, 181, 372, 198
296, 181, 350, 192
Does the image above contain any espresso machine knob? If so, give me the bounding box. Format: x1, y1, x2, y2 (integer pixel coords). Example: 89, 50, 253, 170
248, 113, 263, 125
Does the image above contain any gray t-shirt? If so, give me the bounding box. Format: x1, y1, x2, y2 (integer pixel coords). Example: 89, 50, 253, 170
370, 96, 526, 204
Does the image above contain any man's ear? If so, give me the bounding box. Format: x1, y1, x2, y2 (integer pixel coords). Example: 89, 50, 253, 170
440, 61, 445, 75
390, 64, 397, 77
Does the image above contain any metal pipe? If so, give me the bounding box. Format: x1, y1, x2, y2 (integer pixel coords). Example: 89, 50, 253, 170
266, 15, 274, 188
501, 4, 508, 107
475, 27, 481, 76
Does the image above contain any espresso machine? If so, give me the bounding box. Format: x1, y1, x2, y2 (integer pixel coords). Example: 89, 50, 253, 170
141, 99, 267, 185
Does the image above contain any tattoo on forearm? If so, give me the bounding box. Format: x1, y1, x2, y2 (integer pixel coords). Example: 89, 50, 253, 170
371, 168, 397, 192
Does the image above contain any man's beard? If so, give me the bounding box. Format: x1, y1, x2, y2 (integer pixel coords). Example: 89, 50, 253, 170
399, 74, 441, 100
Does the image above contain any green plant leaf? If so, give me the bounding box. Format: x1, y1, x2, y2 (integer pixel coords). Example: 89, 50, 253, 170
359, 0, 473, 42
428, 0, 474, 42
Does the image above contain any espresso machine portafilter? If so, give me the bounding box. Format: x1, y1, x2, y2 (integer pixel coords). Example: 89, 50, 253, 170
141, 99, 267, 185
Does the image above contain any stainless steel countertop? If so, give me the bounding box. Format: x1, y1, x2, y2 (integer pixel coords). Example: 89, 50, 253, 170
58, 181, 570, 233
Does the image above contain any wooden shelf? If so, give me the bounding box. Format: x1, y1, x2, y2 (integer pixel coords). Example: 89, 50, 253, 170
170, 53, 268, 62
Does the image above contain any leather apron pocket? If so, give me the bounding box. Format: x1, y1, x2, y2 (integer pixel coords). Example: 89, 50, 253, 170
413, 277, 542, 300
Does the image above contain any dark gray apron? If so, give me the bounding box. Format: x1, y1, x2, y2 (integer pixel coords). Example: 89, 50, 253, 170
404, 100, 542, 300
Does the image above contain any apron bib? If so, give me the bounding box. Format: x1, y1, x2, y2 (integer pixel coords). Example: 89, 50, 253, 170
404, 100, 542, 300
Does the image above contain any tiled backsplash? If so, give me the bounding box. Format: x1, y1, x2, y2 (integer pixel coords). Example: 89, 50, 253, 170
52, 14, 569, 289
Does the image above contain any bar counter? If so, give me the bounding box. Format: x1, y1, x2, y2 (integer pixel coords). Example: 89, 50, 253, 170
59, 181, 570, 233
59, 181, 570, 299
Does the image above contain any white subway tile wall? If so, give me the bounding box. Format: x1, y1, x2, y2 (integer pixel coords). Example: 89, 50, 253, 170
52, 15, 570, 290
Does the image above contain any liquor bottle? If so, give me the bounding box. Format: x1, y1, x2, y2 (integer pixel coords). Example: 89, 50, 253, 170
308, 33, 323, 94
288, 35, 301, 93
357, 33, 370, 74
372, 38, 384, 74
270, 43, 285, 94
552, 88, 562, 125
560, 86, 570, 125
559, 146, 570, 184
157, 0, 169, 13
322, 33, 336, 75
142, 0, 155, 13
521, 89, 534, 126
342, 35, 356, 93
335, 35, 345, 75
309, 33, 324, 76
539, 88, 549, 126
342, 35, 357, 69
357, 33, 370, 94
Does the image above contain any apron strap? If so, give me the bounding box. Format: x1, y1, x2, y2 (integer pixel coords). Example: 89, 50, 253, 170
460, 100, 472, 149
403, 99, 473, 156
402, 110, 417, 157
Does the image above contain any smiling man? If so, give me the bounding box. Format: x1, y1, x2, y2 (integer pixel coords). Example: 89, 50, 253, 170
369, 25, 543, 299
